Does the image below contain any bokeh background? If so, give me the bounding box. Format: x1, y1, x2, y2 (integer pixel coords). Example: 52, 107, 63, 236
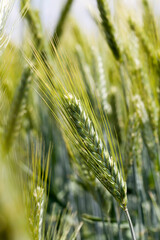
8, 0, 160, 45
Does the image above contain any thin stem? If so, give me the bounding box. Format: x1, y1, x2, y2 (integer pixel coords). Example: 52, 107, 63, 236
124, 207, 136, 240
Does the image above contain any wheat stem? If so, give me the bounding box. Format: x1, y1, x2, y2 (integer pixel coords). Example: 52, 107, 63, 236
124, 207, 136, 240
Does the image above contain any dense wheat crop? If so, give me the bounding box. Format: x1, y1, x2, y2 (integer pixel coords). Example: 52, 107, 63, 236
0, 0, 160, 239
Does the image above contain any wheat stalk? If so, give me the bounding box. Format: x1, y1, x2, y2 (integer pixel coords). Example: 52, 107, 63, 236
63, 93, 137, 239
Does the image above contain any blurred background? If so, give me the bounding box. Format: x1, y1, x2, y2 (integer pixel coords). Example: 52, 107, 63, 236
8, 0, 160, 45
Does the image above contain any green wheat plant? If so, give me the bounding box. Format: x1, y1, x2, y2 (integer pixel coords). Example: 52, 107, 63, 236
28, 31, 136, 238
1, 0, 160, 239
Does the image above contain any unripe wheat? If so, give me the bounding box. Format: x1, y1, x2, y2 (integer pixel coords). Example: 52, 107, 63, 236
64, 93, 127, 208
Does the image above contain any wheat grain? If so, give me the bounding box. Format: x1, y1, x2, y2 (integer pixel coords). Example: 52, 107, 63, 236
64, 93, 127, 208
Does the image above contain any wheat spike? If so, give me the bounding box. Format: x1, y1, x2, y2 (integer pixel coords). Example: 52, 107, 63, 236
142, 0, 158, 43
30, 186, 45, 240
138, 68, 159, 143
4, 67, 31, 149
68, 147, 111, 211
64, 93, 127, 208
25, 9, 45, 51
75, 45, 95, 105
97, 0, 121, 60
132, 95, 158, 162
52, 0, 74, 48
129, 19, 157, 65
91, 47, 112, 115
124, 113, 142, 176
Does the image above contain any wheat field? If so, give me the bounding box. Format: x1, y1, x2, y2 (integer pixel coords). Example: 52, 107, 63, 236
0, 0, 160, 239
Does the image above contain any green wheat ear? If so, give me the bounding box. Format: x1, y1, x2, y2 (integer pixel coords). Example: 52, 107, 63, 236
4, 67, 31, 149
96, 0, 121, 60
64, 93, 127, 208
52, 0, 74, 48
129, 18, 156, 61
